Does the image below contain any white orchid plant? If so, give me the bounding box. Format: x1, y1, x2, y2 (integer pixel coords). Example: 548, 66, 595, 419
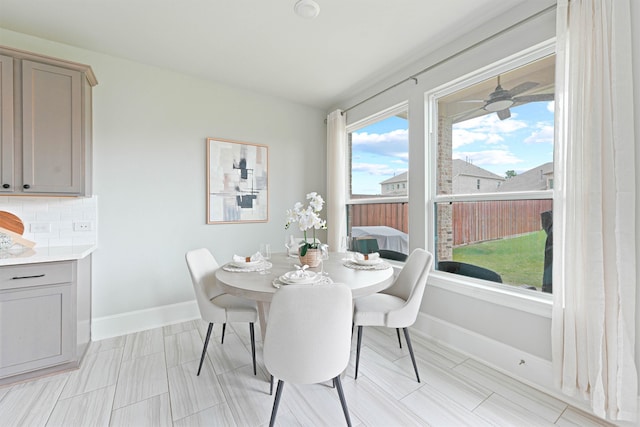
285, 192, 327, 256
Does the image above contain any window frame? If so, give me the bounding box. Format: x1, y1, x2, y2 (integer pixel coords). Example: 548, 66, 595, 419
425, 40, 556, 312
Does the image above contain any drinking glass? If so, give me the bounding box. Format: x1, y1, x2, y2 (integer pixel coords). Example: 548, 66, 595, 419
259, 243, 271, 275
320, 243, 330, 276
259, 243, 271, 260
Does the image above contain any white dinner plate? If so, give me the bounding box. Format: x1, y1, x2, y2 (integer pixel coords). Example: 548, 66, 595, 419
231, 260, 263, 268
280, 271, 319, 285
354, 257, 384, 266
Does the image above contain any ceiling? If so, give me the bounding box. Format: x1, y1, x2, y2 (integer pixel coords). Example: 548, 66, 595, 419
0, 0, 529, 110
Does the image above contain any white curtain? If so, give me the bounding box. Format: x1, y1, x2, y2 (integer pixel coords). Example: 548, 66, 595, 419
552, 0, 637, 421
326, 110, 347, 251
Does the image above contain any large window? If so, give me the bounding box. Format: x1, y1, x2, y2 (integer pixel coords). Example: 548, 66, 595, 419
431, 51, 555, 293
346, 104, 409, 256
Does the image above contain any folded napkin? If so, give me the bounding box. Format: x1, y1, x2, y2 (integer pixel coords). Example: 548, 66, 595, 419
293, 264, 310, 278
232, 252, 264, 263
354, 252, 380, 261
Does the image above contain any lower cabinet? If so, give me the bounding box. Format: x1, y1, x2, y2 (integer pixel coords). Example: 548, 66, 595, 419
0, 258, 91, 383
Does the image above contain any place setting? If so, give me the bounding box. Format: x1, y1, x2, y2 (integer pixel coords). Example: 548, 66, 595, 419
223, 246, 273, 273
272, 264, 333, 289
343, 251, 392, 270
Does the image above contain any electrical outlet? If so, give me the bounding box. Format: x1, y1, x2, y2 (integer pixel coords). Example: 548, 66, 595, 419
30, 223, 51, 233
73, 221, 93, 231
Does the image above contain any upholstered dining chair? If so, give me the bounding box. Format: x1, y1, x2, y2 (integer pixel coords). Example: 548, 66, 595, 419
264, 283, 353, 427
185, 248, 258, 376
353, 248, 433, 382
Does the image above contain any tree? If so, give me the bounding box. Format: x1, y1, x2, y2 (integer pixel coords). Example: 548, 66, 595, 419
505, 170, 517, 179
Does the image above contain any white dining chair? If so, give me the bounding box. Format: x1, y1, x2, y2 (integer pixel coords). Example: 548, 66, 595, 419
264, 283, 353, 427
353, 248, 433, 382
185, 248, 258, 376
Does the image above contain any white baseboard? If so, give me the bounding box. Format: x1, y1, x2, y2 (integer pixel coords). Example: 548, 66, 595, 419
413, 313, 640, 425
413, 312, 554, 390
92, 300, 199, 340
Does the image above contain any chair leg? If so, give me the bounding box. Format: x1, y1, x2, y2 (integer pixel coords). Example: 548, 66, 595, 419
270, 375, 274, 395
355, 325, 363, 379
249, 322, 256, 375
334, 375, 352, 427
403, 328, 420, 383
221, 323, 226, 344
396, 328, 402, 349
268, 380, 284, 427
197, 322, 213, 376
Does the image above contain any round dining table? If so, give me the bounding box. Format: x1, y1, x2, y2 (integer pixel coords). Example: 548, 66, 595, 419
215, 252, 395, 339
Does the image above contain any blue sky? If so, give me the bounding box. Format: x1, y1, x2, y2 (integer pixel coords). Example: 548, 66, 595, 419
351, 101, 554, 194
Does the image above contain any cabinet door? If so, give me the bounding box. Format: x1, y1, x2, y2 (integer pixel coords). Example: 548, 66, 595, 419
0, 55, 13, 193
0, 283, 74, 378
21, 61, 83, 194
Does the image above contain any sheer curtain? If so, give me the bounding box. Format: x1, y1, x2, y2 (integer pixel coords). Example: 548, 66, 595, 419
552, 0, 637, 421
326, 110, 347, 251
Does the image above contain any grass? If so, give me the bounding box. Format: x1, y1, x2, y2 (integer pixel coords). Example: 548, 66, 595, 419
452, 230, 547, 289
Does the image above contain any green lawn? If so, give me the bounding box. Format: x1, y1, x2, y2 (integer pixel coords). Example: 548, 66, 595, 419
452, 230, 547, 289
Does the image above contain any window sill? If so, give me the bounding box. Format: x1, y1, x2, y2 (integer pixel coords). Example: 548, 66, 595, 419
428, 271, 553, 318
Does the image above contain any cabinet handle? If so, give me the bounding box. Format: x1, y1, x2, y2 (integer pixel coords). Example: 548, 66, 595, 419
23, 184, 30, 189
11, 274, 45, 280
2, 184, 9, 189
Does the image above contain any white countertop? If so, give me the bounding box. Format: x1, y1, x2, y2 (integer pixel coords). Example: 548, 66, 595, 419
0, 244, 97, 266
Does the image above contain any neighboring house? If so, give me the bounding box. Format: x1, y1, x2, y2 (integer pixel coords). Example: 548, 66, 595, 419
452, 159, 504, 193
497, 162, 554, 192
380, 172, 408, 195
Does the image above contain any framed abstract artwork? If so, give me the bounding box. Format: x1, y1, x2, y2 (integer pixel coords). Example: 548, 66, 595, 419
207, 137, 269, 224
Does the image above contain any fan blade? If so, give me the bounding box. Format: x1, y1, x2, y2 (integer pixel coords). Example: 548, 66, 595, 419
508, 81, 538, 96
513, 93, 554, 103
497, 109, 511, 120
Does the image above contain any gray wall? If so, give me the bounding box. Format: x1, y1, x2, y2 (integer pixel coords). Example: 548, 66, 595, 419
0, 28, 327, 321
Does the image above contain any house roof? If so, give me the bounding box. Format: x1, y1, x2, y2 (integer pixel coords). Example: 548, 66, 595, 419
380, 172, 408, 185
452, 159, 504, 181
497, 162, 554, 192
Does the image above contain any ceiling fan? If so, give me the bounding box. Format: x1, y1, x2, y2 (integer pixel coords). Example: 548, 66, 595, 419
467, 76, 554, 120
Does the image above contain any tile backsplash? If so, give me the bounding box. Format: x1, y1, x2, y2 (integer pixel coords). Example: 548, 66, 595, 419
0, 196, 98, 248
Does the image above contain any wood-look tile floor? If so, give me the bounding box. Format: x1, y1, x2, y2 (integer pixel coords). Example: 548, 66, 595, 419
0, 320, 614, 426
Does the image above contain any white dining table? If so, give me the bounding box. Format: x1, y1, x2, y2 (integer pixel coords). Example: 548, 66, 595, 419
215, 252, 395, 339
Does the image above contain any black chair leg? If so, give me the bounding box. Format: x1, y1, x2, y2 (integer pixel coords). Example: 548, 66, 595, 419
355, 325, 363, 379
249, 322, 256, 375
197, 322, 213, 376
403, 328, 420, 382
270, 375, 274, 395
334, 376, 352, 427
221, 323, 226, 344
269, 380, 284, 427
396, 328, 402, 349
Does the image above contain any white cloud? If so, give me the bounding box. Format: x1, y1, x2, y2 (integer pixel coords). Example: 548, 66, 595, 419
455, 113, 528, 133
352, 129, 408, 145
454, 149, 523, 166
352, 162, 406, 176
453, 113, 527, 148
524, 124, 554, 144
351, 129, 409, 161
547, 101, 555, 113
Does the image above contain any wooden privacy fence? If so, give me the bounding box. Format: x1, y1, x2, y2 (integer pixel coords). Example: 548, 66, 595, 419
349, 199, 553, 246
451, 199, 553, 246
348, 202, 408, 234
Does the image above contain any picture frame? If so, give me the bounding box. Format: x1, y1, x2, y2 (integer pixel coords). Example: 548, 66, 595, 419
207, 137, 269, 224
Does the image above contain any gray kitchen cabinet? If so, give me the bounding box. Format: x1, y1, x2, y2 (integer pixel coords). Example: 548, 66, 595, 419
0, 257, 92, 384
0, 54, 14, 191
0, 46, 97, 196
